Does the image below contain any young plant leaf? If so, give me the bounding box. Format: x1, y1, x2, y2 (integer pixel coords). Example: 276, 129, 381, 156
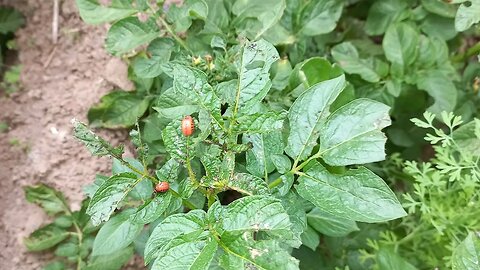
106, 17, 159, 56
73, 120, 124, 157
170, 65, 223, 130
88, 91, 152, 128
319, 98, 391, 166
24, 224, 70, 251
298, 0, 343, 36
86, 172, 140, 225
76, 0, 136, 25
130, 193, 172, 224
307, 208, 359, 237
452, 232, 480, 270
144, 210, 207, 264
24, 184, 69, 216
382, 23, 419, 70
232, 39, 280, 116
0, 7, 24, 34
232, 0, 286, 39
92, 210, 143, 256
285, 75, 346, 161
296, 162, 407, 223
218, 195, 293, 240
233, 111, 286, 134
454, 0, 480, 31
332, 42, 382, 83
84, 246, 134, 270
152, 238, 217, 270
132, 38, 175, 78
227, 173, 269, 196
244, 131, 284, 179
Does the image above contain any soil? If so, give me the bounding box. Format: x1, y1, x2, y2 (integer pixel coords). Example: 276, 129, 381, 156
0, 1, 139, 269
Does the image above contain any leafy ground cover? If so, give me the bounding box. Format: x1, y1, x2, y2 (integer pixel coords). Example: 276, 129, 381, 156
21, 0, 480, 269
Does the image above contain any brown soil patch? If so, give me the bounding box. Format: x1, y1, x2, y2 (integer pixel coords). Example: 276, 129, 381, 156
0, 1, 137, 269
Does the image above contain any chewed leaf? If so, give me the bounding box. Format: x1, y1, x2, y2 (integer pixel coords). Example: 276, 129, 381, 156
87, 172, 139, 226
233, 39, 280, 115
72, 120, 124, 157
228, 173, 269, 195
24, 184, 69, 216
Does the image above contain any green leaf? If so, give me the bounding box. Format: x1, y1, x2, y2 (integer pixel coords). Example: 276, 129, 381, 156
300, 225, 320, 251
86, 172, 140, 225
296, 162, 407, 223
452, 119, 480, 156
285, 75, 346, 161
132, 38, 175, 78
244, 131, 284, 179
307, 208, 359, 237
421, 0, 457, 18
144, 210, 207, 264
227, 173, 269, 196
298, 0, 343, 36
219, 195, 292, 239
73, 120, 124, 157
452, 232, 480, 270
170, 65, 223, 129
278, 191, 307, 248
43, 261, 65, 270
84, 246, 134, 270
88, 91, 151, 128
55, 242, 78, 257
376, 248, 417, 270
112, 158, 152, 200
270, 154, 292, 175
92, 210, 143, 256
24, 224, 70, 251
219, 238, 299, 270
454, 0, 480, 31
130, 193, 172, 224
106, 17, 159, 56
76, 0, 136, 25
24, 184, 68, 216
332, 42, 382, 83
232, 0, 286, 39
421, 15, 457, 41
152, 238, 217, 270
156, 158, 181, 181
365, 0, 408, 35
166, 0, 208, 33
232, 39, 280, 115
233, 111, 286, 134
319, 98, 391, 166
416, 70, 457, 115
162, 120, 193, 162
382, 23, 419, 69
153, 87, 199, 120
0, 7, 24, 34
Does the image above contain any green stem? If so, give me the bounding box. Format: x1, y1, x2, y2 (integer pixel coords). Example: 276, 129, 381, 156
156, 15, 190, 53
207, 190, 216, 208
268, 177, 283, 189
452, 41, 480, 63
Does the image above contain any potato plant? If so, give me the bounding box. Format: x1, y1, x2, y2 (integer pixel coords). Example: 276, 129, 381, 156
22, 0, 480, 269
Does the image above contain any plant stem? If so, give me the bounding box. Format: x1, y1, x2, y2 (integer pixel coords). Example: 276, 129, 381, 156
156, 15, 190, 53
452, 41, 480, 62
268, 177, 283, 189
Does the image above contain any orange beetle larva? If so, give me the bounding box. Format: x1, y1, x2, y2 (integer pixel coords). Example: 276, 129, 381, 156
181, 115, 194, 137
155, 181, 170, 193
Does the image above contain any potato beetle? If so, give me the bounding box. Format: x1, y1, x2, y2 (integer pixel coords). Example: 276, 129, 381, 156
155, 181, 170, 193
181, 115, 194, 136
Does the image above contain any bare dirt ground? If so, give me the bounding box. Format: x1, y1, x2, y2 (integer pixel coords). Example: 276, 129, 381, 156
0, 1, 137, 269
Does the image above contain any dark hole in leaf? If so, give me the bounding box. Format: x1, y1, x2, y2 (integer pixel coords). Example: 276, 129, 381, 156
219, 190, 243, 205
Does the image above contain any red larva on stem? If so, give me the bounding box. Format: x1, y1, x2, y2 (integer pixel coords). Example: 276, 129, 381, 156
181, 115, 194, 136
155, 181, 169, 193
